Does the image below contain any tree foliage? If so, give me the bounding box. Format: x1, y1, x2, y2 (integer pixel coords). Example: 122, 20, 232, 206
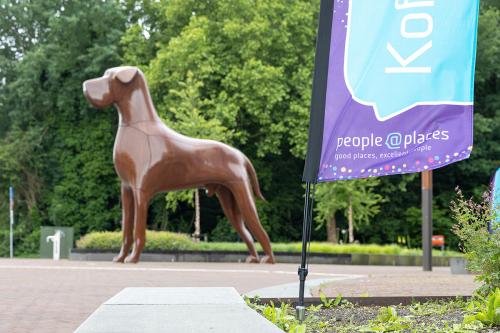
0, 0, 498, 254
315, 178, 383, 243
121, 0, 320, 241
0, 0, 126, 254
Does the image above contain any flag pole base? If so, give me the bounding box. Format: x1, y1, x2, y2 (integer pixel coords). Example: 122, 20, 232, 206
296, 306, 306, 322
296, 182, 315, 321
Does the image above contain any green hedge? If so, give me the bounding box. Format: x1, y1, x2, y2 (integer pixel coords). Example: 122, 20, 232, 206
77, 231, 461, 257
76, 231, 193, 251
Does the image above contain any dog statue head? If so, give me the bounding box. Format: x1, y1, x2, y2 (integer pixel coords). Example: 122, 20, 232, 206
83, 66, 140, 108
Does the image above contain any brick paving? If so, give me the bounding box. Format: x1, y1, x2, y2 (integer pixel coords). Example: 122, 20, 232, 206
311, 267, 479, 298
0, 259, 478, 333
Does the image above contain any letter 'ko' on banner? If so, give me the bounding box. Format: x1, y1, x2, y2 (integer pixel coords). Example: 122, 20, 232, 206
303, 0, 480, 182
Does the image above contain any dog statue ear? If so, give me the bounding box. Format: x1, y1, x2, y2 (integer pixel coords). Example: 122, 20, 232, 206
114, 67, 138, 84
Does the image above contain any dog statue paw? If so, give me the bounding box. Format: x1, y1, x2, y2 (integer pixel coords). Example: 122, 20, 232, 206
124, 253, 140, 264
259, 255, 276, 264
112, 253, 127, 263
245, 255, 260, 263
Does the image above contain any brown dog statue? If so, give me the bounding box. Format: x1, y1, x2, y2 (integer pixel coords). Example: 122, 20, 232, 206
83, 66, 275, 264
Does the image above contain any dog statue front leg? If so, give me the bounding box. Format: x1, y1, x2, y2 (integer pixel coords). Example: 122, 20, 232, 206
114, 185, 135, 263
125, 190, 149, 263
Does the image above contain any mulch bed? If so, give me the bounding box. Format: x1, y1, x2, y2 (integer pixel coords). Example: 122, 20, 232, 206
306, 304, 497, 332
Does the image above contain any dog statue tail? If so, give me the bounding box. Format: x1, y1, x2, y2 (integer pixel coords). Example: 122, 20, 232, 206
244, 158, 266, 202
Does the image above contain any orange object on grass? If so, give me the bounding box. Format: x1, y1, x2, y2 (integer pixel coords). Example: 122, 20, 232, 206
432, 235, 445, 247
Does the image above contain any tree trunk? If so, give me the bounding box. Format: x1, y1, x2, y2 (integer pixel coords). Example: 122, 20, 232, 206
327, 214, 338, 243
194, 189, 201, 242
348, 197, 354, 243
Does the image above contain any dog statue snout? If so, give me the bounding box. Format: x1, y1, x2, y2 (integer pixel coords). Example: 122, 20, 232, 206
83, 77, 112, 108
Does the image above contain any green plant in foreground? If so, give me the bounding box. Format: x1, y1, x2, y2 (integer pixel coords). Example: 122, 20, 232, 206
250, 296, 498, 333
252, 301, 299, 332
409, 298, 468, 317
245, 298, 322, 333
451, 188, 500, 294
359, 307, 411, 332
319, 292, 343, 309
306, 303, 323, 312
288, 323, 307, 333
464, 288, 500, 327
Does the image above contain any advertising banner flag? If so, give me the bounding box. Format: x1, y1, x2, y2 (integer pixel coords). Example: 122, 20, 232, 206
492, 168, 500, 228
303, 0, 480, 182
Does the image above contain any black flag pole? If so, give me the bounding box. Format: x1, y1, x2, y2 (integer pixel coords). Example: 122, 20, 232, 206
296, 182, 316, 321
297, 0, 333, 321
298, 0, 333, 319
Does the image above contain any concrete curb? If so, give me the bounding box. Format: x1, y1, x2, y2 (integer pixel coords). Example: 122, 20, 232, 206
70, 249, 458, 266
74, 287, 284, 333
246, 276, 363, 298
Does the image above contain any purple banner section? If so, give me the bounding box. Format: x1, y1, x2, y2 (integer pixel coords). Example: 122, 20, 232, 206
317, 1, 474, 182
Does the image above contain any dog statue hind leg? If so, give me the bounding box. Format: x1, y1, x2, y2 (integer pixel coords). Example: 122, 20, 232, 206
228, 181, 275, 264
215, 186, 260, 263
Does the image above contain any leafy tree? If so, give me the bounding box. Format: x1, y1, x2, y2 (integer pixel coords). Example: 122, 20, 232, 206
163, 71, 232, 239
0, 0, 497, 254
315, 178, 383, 243
0, 0, 126, 254
121, 0, 320, 240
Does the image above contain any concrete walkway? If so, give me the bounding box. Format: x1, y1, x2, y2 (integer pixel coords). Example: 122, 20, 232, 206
75, 288, 283, 333
0, 259, 478, 333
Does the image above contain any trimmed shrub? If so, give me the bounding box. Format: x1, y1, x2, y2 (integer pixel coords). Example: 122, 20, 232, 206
76, 231, 194, 251
76, 231, 122, 250
145, 231, 194, 251
76, 231, 461, 257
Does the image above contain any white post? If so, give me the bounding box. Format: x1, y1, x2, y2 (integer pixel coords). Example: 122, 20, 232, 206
194, 189, 201, 242
9, 187, 14, 259
46, 230, 64, 260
